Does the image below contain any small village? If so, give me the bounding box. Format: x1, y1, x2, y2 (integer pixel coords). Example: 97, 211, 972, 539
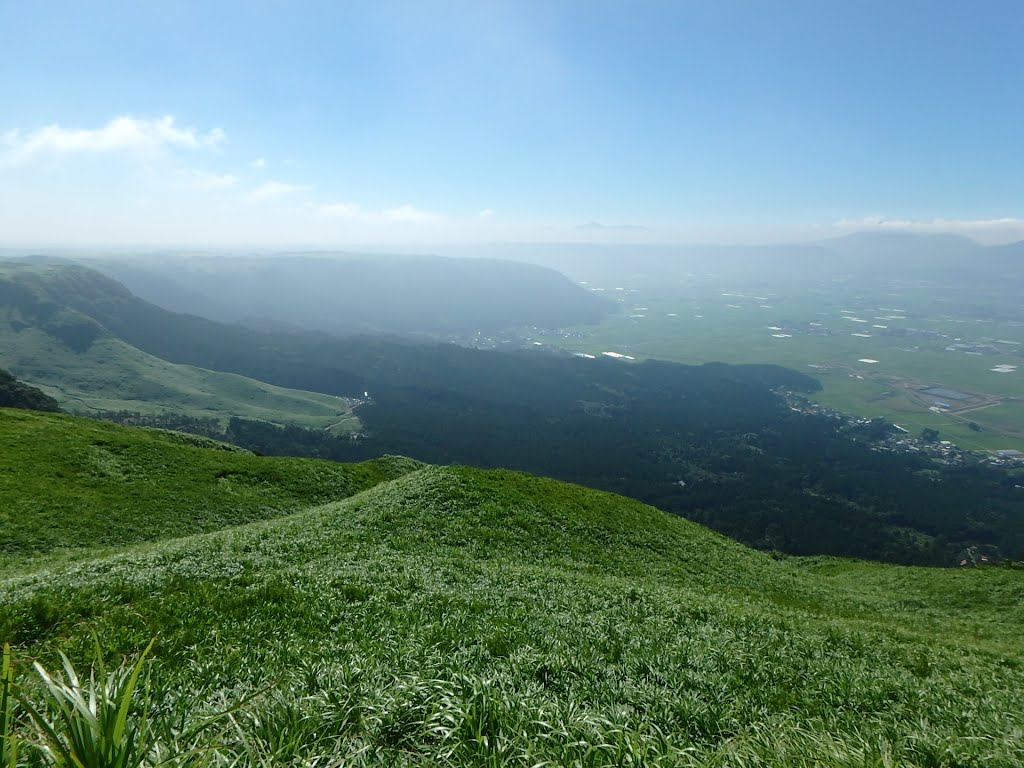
783, 393, 1024, 468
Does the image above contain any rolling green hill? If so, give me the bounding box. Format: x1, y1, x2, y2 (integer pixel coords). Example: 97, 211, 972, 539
1, 260, 1022, 566
0, 262, 361, 430
1, 413, 1022, 766
0, 408, 419, 569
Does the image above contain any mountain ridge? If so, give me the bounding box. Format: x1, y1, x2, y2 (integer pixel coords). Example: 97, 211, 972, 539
85, 252, 615, 335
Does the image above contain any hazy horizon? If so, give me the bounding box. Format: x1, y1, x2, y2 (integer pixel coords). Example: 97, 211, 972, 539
1, 228, 1021, 256
3, 1, 1022, 246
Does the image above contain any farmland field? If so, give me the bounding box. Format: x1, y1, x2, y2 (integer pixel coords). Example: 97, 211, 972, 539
535, 280, 1024, 452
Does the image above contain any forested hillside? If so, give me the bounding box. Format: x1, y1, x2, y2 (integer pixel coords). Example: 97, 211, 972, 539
0, 368, 59, 412
2, 262, 1021, 565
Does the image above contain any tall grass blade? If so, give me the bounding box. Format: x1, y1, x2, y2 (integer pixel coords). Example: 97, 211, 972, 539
1, 644, 17, 768
20, 640, 157, 768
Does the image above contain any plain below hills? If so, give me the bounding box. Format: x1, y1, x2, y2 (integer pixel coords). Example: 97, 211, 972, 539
1, 409, 1022, 766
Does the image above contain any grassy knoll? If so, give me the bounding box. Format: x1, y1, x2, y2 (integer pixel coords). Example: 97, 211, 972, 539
0, 408, 419, 569
1, 452, 1022, 765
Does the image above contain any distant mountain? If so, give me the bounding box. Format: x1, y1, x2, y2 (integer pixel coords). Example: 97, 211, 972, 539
814, 231, 981, 273
90, 253, 615, 335
437, 242, 837, 287
437, 232, 1023, 287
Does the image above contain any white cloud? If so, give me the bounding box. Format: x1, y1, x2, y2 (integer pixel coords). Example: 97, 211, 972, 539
1, 115, 224, 164
249, 180, 305, 201
182, 169, 237, 189
382, 204, 441, 223
315, 201, 442, 224
316, 202, 365, 219
250, 157, 266, 169
832, 216, 1024, 244
478, 208, 495, 219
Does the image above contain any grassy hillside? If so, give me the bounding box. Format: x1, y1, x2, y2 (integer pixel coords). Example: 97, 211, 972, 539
0, 408, 419, 569
0, 419, 1021, 765
0, 262, 361, 430
2, 261, 1022, 566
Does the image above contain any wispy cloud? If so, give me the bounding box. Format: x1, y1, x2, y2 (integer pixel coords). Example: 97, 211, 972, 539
249, 180, 305, 201
182, 169, 238, 189
478, 208, 495, 219
575, 221, 649, 231
316, 201, 364, 219
1, 115, 224, 164
382, 204, 441, 223
316, 201, 442, 223
250, 157, 266, 169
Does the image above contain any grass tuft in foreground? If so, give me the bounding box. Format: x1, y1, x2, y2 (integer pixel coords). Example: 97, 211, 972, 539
18, 640, 155, 768
2, 465, 1022, 765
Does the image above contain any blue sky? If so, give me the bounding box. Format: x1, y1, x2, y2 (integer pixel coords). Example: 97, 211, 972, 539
2, 0, 1022, 245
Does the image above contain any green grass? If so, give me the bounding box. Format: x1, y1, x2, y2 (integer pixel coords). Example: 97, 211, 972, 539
0, 326, 360, 432
1, 417, 1022, 765
0, 262, 361, 430
0, 409, 420, 571
809, 373, 1022, 452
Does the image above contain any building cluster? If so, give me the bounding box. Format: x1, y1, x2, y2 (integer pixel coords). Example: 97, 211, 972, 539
782, 393, 1022, 467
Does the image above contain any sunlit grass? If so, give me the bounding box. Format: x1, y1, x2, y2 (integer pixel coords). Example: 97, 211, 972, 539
0, 408, 420, 571
2, 645, 17, 768
19, 640, 155, 768
2, 465, 1023, 766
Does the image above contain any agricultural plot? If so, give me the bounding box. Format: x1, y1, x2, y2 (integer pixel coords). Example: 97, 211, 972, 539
536, 282, 1024, 452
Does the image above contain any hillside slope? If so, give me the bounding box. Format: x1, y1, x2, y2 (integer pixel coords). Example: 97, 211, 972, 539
1, 261, 1021, 565
0, 408, 420, 567
1, 457, 1022, 766
0, 262, 362, 429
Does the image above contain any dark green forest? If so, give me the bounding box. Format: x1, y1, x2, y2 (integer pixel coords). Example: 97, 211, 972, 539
0, 367, 59, 412
5, 263, 1023, 566
91, 350, 1022, 566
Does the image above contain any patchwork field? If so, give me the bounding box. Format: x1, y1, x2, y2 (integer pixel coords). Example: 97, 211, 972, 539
536, 283, 1024, 452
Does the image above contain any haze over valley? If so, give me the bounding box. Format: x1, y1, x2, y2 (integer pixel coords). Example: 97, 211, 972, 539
2, 3, 1023, 766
